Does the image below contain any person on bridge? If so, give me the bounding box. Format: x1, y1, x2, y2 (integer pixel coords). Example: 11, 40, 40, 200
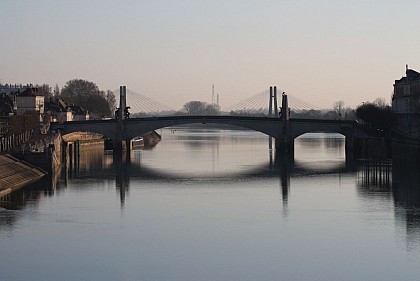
115, 108, 120, 119
124, 106, 130, 119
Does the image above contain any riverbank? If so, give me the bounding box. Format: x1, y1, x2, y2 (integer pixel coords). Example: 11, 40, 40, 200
0, 154, 46, 198
1, 130, 162, 197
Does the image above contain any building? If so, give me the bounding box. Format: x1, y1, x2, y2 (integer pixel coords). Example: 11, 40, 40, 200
0, 84, 47, 120
392, 66, 420, 139
45, 98, 89, 122
68, 105, 89, 121
15, 88, 45, 120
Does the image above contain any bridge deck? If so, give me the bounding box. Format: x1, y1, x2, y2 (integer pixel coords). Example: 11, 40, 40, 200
52, 116, 357, 125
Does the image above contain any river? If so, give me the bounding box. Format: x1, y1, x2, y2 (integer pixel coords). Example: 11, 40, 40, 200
1, 128, 420, 281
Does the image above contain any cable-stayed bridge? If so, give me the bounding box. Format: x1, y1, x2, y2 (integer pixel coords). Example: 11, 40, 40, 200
114, 87, 320, 116
117, 88, 176, 115
224, 89, 318, 113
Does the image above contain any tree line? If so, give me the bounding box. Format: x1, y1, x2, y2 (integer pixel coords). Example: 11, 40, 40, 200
174, 99, 395, 136
36, 80, 394, 130
36, 79, 116, 118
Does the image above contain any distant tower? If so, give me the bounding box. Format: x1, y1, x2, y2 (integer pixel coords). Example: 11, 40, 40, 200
217, 94, 219, 108
212, 84, 215, 105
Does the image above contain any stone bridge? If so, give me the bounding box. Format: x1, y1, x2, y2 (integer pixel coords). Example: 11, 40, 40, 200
50, 116, 359, 156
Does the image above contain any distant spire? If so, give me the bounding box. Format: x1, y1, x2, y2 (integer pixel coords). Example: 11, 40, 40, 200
212, 84, 215, 105
406, 64, 409, 71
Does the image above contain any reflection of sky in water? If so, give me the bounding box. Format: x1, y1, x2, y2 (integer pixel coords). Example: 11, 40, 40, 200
295, 133, 345, 170
138, 129, 271, 177
139, 130, 347, 177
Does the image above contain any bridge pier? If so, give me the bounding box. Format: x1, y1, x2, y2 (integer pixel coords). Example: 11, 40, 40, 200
345, 136, 354, 163
114, 147, 130, 206
274, 150, 292, 209
275, 138, 294, 158
112, 85, 132, 159
112, 140, 132, 155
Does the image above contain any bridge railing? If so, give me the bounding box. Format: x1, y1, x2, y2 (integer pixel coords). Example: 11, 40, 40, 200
0, 114, 39, 153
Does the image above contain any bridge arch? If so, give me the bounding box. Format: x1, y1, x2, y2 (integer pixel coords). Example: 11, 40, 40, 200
288, 119, 355, 140
286, 120, 356, 159
124, 116, 284, 140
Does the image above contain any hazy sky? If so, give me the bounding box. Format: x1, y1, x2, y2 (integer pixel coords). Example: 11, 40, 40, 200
1, 0, 420, 110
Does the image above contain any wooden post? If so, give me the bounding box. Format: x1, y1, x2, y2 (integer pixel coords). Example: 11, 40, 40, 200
68, 143, 73, 171
269, 86, 273, 117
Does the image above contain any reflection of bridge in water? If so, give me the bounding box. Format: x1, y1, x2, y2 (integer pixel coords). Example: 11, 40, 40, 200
59, 152, 420, 248
3, 151, 420, 249
62, 149, 352, 208
66, 156, 349, 180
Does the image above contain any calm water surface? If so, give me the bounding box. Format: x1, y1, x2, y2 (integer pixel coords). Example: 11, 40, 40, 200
1, 128, 420, 281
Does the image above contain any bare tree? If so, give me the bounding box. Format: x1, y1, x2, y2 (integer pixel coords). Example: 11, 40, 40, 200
183, 101, 207, 115
333, 100, 345, 119
53, 84, 60, 97
182, 101, 220, 115
373, 97, 388, 108
37, 84, 52, 99
105, 90, 116, 112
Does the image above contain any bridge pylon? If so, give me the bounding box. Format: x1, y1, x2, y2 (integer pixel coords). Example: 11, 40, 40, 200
119, 86, 127, 121
268, 86, 293, 156
269, 86, 279, 118
280, 92, 290, 121
114, 86, 131, 155
268, 86, 290, 120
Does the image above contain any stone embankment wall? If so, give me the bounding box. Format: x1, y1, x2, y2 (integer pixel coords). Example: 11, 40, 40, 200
0, 115, 53, 198
142, 131, 161, 146
13, 133, 63, 173
0, 154, 46, 198
61, 132, 104, 169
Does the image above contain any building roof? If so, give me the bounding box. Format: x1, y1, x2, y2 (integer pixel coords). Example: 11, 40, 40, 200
18, 87, 41, 97
45, 98, 87, 115
0, 84, 34, 95
68, 105, 87, 115
395, 68, 420, 85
